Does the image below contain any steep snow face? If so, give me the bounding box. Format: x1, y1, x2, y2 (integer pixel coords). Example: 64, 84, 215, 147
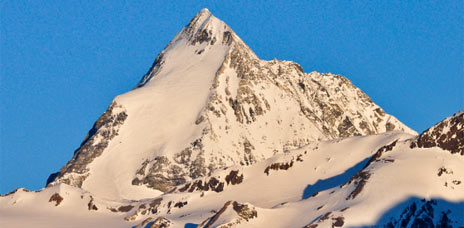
50, 9, 237, 200
49, 8, 416, 200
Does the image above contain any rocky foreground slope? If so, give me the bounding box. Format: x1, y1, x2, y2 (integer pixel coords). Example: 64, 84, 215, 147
1, 9, 462, 228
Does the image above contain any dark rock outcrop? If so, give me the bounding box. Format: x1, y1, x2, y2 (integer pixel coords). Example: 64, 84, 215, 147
264, 154, 305, 176
135, 217, 172, 228
411, 111, 463, 155
225, 170, 244, 185
345, 171, 371, 200
198, 201, 258, 228
123, 198, 163, 221
177, 169, 244, 194
385, 199, 457, 228
48, 193, 63, 206
87, 196, 98, 211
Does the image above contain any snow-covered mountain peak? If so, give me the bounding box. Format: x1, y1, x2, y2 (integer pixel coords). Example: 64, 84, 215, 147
134, 9, 257, 90
183, 8, 223, 40
47, 10, 415, 200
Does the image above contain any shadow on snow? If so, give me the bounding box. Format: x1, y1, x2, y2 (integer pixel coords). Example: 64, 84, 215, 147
302, 157, 371, 200
350, 197, 464, 227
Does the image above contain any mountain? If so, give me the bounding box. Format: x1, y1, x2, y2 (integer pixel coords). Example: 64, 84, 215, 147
2, 9, 462, 228
47, 8, 414, 200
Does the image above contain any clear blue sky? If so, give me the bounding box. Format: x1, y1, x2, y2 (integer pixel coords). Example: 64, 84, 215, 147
1, 0, 463, 194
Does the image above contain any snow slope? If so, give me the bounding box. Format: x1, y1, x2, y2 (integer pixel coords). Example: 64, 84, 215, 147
2, 128, 462, 227
0, 185, 127, 228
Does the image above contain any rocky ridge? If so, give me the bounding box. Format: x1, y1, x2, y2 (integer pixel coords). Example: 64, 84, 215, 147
411, 111, 463, 155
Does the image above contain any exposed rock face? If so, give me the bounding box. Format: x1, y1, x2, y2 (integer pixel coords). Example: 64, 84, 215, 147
362, 140, 397, 170
332, 217, 345, 227
46, 9, 416, 197
87, 196, 98, 211
49, 102, 127, 187
225, 170, 244, 185
48, 193, 63, 206
176, 169, 244, 193
411, 111, 463, 155
132, 156, 187, 192
345, 171, 371, 200
264, 154, 305, 175
124, 198, 164, 221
